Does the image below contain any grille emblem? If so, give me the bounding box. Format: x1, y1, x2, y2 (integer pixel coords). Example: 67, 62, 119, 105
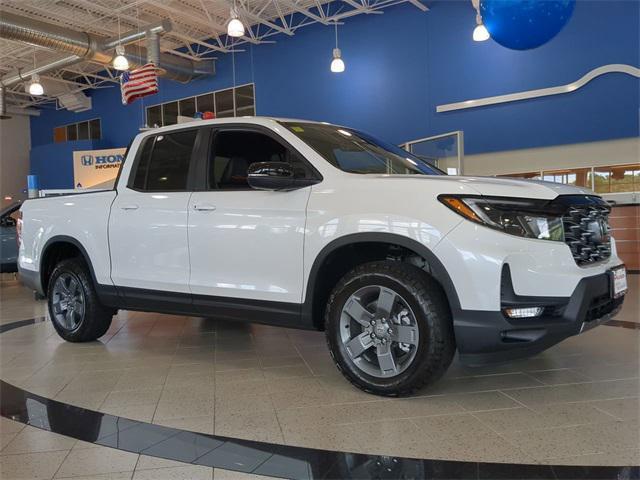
587, 219, 609, 244
561, 199, 611, 266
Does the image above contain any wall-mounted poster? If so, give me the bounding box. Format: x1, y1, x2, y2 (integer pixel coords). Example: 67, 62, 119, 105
73, 148, 126, 189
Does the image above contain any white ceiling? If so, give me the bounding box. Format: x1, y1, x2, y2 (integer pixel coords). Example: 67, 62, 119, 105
0, 0, 428, 109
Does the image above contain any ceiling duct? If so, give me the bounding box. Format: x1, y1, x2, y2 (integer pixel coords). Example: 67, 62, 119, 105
0, 12, 214, 85
57, 92, 92, 112
0, 88, 10, 119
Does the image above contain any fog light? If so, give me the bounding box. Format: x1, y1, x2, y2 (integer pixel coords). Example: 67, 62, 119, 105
504, 307, 544, 319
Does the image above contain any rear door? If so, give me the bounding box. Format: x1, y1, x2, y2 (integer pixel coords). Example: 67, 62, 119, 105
187, 126, 317, 309
109, 128, 200, 303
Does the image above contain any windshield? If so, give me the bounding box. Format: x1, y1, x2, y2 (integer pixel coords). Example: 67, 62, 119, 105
281, 122, 443, 175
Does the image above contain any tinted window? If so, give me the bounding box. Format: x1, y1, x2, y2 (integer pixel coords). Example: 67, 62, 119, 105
66, 124, 77, 141
282, 122, 442, 175
131, 130, 197, 191
196, 93, 214, 113
235, 84, 255, 116
89, 119, 101, 140
131, 136, 155, 190
214, 89, 234, 118
146, 105, 162, 128
163, 102, 178, 126
209, 130, 308, 190
77, 121, 89, 140
179, 97, 196, 118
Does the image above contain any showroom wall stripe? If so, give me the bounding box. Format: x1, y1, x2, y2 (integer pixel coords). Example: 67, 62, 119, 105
0, 318, 638, 479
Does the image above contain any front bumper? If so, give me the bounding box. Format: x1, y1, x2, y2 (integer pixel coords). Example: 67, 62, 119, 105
455, 265, 625, 365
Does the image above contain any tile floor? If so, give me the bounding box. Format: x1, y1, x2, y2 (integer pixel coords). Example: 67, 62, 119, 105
0, 273, 638, 479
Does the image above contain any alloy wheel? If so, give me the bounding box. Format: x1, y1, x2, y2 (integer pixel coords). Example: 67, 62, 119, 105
51, 273, 85, 331
339, 285, 419, 378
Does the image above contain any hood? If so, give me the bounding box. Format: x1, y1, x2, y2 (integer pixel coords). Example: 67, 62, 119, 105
453, 176, 595, 199
375, 175, 595, 200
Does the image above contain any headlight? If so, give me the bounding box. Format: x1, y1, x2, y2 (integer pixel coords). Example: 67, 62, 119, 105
439, 195, 565, 241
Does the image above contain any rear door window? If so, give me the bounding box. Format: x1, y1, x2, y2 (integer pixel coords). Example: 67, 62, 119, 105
129, 129, 198, 191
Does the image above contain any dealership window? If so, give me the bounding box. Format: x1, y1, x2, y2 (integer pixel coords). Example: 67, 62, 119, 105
498, 164, 640, 193
145, 84, 255, 127
131, 129, 197, 191
542, 168, 591, 188
592, 164, 640, 193
53, 118, 101, 143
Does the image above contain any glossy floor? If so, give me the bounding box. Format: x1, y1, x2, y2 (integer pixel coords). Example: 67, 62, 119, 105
0, 274, 638, 479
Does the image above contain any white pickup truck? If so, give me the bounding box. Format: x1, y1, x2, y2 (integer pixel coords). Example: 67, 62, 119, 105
18, 117, 627, 396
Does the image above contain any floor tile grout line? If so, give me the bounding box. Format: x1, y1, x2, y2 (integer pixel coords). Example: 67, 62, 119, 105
49, 446, 75, 480
466, 410, 540, 465
589, 404, 625, 422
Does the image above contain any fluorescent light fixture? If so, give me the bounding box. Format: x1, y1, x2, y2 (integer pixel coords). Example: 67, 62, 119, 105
337, 129, 352, 136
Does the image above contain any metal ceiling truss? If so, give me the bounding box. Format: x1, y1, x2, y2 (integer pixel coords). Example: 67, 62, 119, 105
0, 0, 428, 109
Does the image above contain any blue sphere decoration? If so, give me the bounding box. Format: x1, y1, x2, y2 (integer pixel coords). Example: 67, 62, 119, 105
480, 0, 575, 50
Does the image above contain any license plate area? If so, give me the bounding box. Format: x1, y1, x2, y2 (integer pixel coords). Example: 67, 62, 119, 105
610, 265, 628, 299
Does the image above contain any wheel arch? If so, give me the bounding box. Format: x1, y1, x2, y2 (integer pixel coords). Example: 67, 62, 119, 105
302, 233, 461, 330
40, 236, 100, 295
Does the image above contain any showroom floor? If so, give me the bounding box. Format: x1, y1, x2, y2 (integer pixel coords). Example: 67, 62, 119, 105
0, 274, 638, 479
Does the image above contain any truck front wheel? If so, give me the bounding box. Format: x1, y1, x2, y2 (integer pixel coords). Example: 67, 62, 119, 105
325, 261, 455, 396
47, 258, 113, 342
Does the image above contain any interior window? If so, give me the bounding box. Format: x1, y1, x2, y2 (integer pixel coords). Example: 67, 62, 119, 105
209, 130, 308, 190
131, 129, 197, 191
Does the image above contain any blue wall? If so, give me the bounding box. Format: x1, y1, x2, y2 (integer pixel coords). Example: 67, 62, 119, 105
30, 0, 639, 188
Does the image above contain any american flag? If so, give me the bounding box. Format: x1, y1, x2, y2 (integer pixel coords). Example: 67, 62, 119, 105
120, 63, 158, 105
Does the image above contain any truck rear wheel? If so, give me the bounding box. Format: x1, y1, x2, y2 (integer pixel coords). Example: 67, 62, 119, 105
325, 261, 455, 397
47, 258, 113, 342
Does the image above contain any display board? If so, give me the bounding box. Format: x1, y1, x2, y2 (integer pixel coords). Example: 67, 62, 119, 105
73, 147, 126, 189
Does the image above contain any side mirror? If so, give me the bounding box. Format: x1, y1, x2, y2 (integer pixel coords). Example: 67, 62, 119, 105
247, 162, 318, 191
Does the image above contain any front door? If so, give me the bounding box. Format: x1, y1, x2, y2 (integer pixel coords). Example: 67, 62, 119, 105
188, 127, 315, 311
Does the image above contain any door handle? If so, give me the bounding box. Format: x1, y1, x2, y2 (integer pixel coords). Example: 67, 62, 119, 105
193, 204, 216, 211
121, 204, 139, 211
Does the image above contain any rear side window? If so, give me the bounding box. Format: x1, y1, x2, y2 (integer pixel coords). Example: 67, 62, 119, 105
130, 129, 198, 191
131, 137, 154, 190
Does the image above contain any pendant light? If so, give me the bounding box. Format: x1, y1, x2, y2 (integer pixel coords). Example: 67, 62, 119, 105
26, 50, 44, 96
113, 17, 130, 70
228, 3, 245, 38
473, 13, 489, 42
28, 74, 44, 96
330, 22, 345, 73
471, 0, 489, 42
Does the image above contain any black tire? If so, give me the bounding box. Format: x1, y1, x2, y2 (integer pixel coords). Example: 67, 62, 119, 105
47, 257, 113, 342
325, 260, 455, 397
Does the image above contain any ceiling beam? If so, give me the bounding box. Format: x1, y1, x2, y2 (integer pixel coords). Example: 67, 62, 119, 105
407, 0, 429, 11
232, 1, 294, 36
276, 0, 331, 24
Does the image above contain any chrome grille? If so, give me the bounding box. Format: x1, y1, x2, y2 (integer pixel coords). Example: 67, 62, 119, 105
562, 203, 612, 265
